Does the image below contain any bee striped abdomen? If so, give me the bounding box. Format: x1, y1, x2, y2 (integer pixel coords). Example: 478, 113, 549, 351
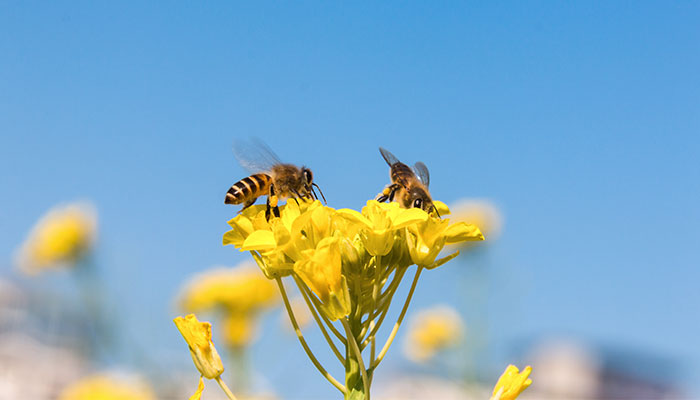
225, 173, 272, 205
391, 162, 414, 186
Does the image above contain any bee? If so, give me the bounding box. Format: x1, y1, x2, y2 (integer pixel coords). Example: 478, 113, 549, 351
375, 147, 439, 216
225, 141, 326, 220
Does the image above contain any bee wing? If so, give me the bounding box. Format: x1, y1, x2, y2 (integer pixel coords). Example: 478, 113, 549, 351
232, 139, 283, 174
379, 147, 401, 166
412, 162, 430, 188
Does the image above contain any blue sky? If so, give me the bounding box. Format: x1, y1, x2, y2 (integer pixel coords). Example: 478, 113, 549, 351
1, 1, 699, 397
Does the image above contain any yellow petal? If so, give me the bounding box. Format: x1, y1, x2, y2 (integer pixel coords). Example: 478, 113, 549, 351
240, 230, 277, 251
433, 200, 451, 216
336, 208, 373, 229
491, 365, 533, 400
444, 222, 484, 243
391, 208, 429, 229
189, 376, 205, 400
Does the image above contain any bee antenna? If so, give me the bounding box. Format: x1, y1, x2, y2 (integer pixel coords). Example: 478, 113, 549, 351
432, 205, 441, 218
312, 183, 327, 204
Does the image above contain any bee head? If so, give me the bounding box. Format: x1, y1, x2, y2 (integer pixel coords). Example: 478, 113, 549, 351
301, 167, 313, 186
408, 187, 435, 214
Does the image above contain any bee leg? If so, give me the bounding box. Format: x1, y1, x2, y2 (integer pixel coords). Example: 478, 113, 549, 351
266, 196, 280, 221
376, 184, 400, 203
238, 197, 258, 214
290, 189, 302, 204
266, 185, 280, 221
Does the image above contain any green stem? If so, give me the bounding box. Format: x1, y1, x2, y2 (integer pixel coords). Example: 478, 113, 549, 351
371, 266, 422, 369
276, 278, 347, 395
293, 274, 346, 365
360, 267, 407, 350
297, 276, 347, 346
342, 318, 370, 400
215, 376, 239, 400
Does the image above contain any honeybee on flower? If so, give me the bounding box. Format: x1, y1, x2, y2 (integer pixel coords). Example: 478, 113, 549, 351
375, 147, 438, 216
225, 140, 325, 221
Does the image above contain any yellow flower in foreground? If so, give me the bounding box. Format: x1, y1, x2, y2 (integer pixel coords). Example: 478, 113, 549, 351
173, 314, 225, 379
403, 305, 464, 363
294, 237, 351, 321
16, 202, 96, 274
223, 200, 483, 320
58, 373, 155, 400
337, 200, 427, 256
406, 215, 483, 268
491, 364, 533, 400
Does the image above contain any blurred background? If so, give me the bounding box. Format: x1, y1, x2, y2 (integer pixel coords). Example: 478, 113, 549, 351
1, 2, 698, 399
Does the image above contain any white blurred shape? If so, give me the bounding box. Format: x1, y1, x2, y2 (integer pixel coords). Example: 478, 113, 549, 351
0, 333, 86, 400
527, 339, 600, 399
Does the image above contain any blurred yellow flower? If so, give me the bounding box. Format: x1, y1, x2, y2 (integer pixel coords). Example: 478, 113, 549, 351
221, 311, 255, 348
179, 264, 277, 313
491, 364, 533, 400
173, 314, 225, 379
16, 202, 96, 274
403, 305, 464, 363
58, 373, 155, 400
178, 263, 278, 348
450, 199, 503, 241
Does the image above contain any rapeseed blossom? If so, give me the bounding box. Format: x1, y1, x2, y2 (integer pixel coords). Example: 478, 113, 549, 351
16, 202, 96, 274
223, 199, 483, 398
491, 364, 533, 400
173, 314, 225, 379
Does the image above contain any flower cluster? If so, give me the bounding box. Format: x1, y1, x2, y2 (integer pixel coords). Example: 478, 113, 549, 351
223, 199, 483, 398
224, 200, 482, 320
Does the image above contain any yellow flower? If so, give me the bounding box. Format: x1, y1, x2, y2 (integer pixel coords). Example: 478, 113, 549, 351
294, 237, 351, 321
450, 199, 503, 241
16, 202, 96, 274
173, 314, 225, 379
58, 373, 155, 400
491, 364, 533, 400
337, 201, 427, 256
403, 305, 464, 363
406, 214, 483, 268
